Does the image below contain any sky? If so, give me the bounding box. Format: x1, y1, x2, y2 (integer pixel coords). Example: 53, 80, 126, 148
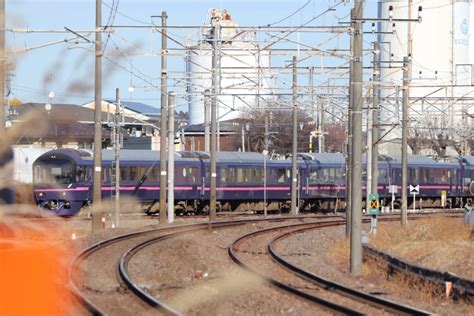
7, 0, 379, 112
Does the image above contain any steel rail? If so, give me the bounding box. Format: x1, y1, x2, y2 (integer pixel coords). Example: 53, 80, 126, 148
118, 221, 247, 315
363, 245, 474, 300
68, 224, 208, 315
69, 215, 340, 314
228, 220, 365, 315
268, 223, 431, 315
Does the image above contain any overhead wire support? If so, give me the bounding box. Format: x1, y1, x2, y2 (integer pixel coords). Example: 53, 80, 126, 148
371, 42, 380, 201
92, 0, 103, 233
349, 1, 363, 276
113, 88, 121, 228
290, 55, 298, 216
168, 91, 175, 224
159, 11, 168, 225
64, 27, 93, 43
210, 23, 221, 224
401, 56, 410, 227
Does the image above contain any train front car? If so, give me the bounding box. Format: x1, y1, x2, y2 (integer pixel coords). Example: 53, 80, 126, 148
33, 149, 91, 216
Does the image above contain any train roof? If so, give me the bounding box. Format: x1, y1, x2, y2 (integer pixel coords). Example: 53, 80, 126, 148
461, 156, 474, 166
300, 153, 346, 166
386, 155, 459, 168
35, 149, 198, 164
101, 150, 191, 162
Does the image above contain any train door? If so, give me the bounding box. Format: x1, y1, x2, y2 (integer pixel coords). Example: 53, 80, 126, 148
301, 160, 311, 199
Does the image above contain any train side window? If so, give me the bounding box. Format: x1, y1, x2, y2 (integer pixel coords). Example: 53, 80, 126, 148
309, 168, 318, 182
321, 169, 332, 182
229, 168, 236, 183
425, 169, 435, 183
76, 166, 86, 182
408, 169, 416, 183
378, 169, 388, 183
139, 166, 147, 180
236, 168, 245, 183
252, 168, 263, 183
276, 168, 288, 183
101, 168, 110, 182
220, 168, 228, 183
130, 166, 138, 181
120, 166, 128, 181
189, 167, 198, 184
86, 167, 92, 181
441, 170, 449, 183
146, 166, 157, 182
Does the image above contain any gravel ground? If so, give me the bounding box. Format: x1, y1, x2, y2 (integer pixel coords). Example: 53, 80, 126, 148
6, 212, 471, 315
274, 222, 473, 316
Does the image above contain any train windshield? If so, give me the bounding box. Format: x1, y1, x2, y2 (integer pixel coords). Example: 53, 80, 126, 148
34, 159, 76, 185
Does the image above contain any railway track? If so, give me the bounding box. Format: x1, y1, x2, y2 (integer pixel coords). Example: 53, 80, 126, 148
69, 215, 339, 315
229, 219, 432, 315
268, 223, 432, 314
69, 211, 463, 315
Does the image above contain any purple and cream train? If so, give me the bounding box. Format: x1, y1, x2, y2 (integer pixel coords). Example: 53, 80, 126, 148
32, 149, 474, 216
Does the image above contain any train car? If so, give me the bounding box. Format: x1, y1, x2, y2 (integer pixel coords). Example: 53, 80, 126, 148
383, 155, 462, 208
32, 148, 472, 216
213, 152, 296, 212
32, 149, 202, 216
459, 156, 474, 204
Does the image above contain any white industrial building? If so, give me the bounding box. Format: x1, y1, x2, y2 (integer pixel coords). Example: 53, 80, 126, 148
378, 0, 473, 155
186, 9, 275, 126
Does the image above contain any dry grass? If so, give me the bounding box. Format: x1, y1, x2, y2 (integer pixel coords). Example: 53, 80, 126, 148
370, 216, 473, 279
328, 216, 473, 312
372, 216, 471, 246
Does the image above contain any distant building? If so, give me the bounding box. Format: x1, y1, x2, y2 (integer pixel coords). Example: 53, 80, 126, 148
183, 120, 238, 151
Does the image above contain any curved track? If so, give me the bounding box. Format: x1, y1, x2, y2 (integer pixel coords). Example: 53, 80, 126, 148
228, 219, 432, 315
268, 225, 431, 315
70, 215, 340, 314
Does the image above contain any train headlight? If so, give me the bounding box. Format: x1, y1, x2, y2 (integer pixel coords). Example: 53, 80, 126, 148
38, 192, 44, 197
61, 192, 67, 196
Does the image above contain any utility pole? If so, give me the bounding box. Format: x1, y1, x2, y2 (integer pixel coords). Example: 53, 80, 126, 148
350, 1, 363, 275
0, 0, 5, 142
204, 89, 210, 152
401, 56, 410, 226
402, 0, 413, 224
366, 42, 379, 203
215, 24, 222, 153
159, 11, 168, 225
309, 66, 315, 152
92, 0, 103, 232
210, 23, 221, 223
241, 125, 246, 152
113, 88, 121, 228
371, 42, 380, 197
290, 55, 298, 215
168, 92, 175, 223
263, 114, 269, 218
346, 23, 354, 238
319, 100, 325, 153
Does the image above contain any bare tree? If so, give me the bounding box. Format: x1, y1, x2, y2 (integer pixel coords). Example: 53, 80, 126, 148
230, 107, 315, 155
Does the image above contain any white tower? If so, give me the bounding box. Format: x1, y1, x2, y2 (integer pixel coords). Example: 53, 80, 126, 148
187, 9, 275, 126
378, 0, 472, 155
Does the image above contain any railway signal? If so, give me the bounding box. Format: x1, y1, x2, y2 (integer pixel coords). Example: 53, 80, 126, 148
410, 185, 420, 211
369, 193, 379, 234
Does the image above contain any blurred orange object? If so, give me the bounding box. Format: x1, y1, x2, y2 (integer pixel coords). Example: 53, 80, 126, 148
0, 220, 74, 316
